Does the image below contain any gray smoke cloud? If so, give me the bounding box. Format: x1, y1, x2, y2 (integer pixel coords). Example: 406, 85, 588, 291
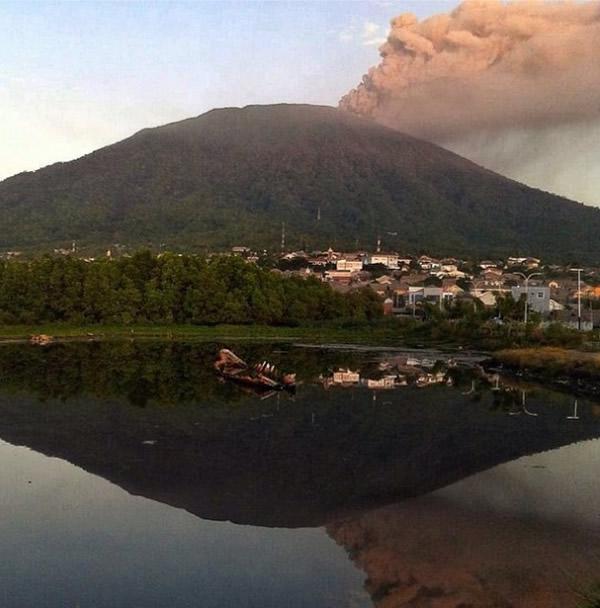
340, 0, 600, 205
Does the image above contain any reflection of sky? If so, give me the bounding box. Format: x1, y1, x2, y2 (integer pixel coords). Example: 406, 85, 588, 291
0, 441, 369, 608
435, 439, 600, 530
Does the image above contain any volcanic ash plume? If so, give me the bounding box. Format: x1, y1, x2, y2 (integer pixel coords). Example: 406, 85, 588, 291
340, 1, 600, 204
341, 0, 600, 139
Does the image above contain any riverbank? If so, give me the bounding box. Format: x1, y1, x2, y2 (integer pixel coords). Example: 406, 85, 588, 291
0, 323, 411, 345
491, 347, 600, 399
0, 319, 596, 350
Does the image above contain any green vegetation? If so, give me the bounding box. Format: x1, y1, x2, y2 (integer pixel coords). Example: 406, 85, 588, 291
495, 347, 600, 378
578, 584, 600, 608
0, 322, 410, 345
0, 250, 381, 326
0, 249, 595, 352
2, 104, 600, 259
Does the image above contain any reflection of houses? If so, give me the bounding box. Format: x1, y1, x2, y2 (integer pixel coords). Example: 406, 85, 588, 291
405, 356, 435, 368
367, 376, 407, 389
322, 357, 450, 391
332, 370, 361, 385
416, 371, 448, 387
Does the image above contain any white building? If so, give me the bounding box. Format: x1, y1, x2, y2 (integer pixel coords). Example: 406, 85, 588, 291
511, 285, 551, 314
408, 286, 455, 307
365, 253, 400, 269
336, 258, 363, 272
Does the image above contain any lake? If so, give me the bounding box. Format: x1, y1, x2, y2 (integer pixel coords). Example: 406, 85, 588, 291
0, 340, 598, 607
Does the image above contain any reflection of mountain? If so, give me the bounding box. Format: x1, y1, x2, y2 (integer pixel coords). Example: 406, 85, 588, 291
328, 495, 598, 607
0, 343, 598, 528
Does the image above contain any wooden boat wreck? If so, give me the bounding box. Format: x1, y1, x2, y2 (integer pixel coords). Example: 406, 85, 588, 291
214, 349, 296, 392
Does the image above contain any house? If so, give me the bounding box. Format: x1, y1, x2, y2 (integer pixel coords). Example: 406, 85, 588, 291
436, 263, 467, 278
408, 286, 455, 308
401, 273, 428, 287
548, 310, 594, 331
479, 260, 500, 270
506, 256, 540, 269
444, 284, 465, 298
392, 288, 408, 312
308, 247, 340, 267
472, 290, 497, 307
473, 269, 506, 290
511, 285, 551, 314
365, 252, 400, 269
524, 257, 541, 269
418, 255, 440, 271
324, 270, 356, 284
336, 258, 363, 272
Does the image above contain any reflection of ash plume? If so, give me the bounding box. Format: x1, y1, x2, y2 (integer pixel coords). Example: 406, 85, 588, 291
328, 500, 597, 607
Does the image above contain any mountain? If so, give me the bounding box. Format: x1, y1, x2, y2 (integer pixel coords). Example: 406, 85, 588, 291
1, 103, 600, 259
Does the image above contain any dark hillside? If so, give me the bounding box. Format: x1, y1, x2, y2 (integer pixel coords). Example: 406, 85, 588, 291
1, 103, 599, 259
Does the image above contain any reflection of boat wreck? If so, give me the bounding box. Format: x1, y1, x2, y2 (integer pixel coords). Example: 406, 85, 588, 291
29, 334, 54, 346
214, 349, 296, 392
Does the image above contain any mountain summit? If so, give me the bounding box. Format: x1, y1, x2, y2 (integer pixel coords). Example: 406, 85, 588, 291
1, 103, 599, 259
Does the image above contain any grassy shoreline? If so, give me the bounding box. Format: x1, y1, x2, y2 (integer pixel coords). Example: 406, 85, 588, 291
493, 347, 600, 377
0, 323, 413, 346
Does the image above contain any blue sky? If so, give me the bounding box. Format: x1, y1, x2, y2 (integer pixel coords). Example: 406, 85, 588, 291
0, 1, 456, 179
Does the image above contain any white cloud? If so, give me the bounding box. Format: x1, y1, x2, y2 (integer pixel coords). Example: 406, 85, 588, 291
338, 24, 357, 42
338, 20, 387, 47
361, 21, 387, 47
362, 21, 380, 37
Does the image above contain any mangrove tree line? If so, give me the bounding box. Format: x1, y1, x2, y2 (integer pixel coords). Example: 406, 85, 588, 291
0, 251, 382, 325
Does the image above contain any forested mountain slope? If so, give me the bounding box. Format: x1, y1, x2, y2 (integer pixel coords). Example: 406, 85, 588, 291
1, 103, 598, 259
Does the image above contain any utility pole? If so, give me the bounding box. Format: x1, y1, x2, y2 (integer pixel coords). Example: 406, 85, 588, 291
514, 272, 542, 324
571, 268, 583, 330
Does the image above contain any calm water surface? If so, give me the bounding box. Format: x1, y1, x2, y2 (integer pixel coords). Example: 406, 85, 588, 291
0, 341, 598, 608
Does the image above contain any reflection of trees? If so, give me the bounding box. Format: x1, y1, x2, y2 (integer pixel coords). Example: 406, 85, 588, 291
0, 347, 598, 528
0, 342, 369, 406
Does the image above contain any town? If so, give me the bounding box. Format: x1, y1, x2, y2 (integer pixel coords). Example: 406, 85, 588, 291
2, 240, 598, 330
236, 243, 599, 331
